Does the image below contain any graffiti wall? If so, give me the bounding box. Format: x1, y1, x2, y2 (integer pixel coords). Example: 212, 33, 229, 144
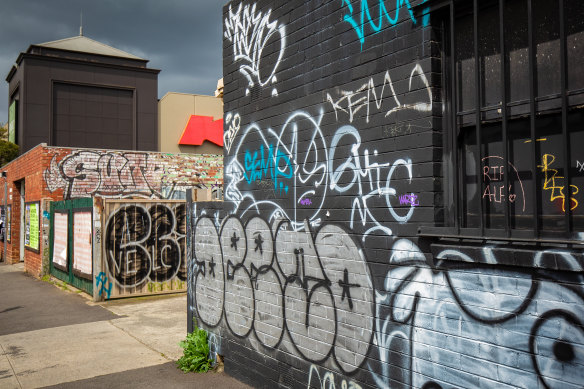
100, 200, 187, 299
188, 1, 584, 388
43, 147, 223, 200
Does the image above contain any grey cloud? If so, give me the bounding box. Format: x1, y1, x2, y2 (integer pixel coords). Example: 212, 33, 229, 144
0, 0, 224, 124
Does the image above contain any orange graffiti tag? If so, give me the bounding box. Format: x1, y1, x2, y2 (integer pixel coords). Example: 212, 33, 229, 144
537, 154, 578, 212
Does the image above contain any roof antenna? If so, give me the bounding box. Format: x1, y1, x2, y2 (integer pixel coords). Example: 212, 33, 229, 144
79, 11, 83, 36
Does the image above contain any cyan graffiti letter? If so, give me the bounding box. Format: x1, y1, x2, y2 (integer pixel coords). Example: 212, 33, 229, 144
342, 0, 428, 49
244, 144, 293, 195
96, 271, 112, 299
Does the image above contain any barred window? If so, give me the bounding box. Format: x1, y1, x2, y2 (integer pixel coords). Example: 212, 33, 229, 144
421, 0, 584, 243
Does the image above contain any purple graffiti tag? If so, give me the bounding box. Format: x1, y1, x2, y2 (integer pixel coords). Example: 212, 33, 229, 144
399, 193, 419, 207
300, 198, 312, 206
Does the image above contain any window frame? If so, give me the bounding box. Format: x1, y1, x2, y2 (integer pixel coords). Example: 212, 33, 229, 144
416, 0, 584, 245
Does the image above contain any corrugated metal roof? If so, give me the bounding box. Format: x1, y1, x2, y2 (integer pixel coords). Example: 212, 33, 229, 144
33, 35, 144, 60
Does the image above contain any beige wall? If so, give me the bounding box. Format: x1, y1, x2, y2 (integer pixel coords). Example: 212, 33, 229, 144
158, 92, 223, 155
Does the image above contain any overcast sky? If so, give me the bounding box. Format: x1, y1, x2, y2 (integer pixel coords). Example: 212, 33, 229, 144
0, 0, 225, 124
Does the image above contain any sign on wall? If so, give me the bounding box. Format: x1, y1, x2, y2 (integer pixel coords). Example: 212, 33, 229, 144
8, 101, 16, 144
72, 211, 92, 279
52, 211, 68, 272
0, 206, 4, 240
6, 205, 11, 243
25, 202, 40, 252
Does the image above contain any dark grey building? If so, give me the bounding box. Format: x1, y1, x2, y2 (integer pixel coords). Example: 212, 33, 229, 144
6, 34, 160, 154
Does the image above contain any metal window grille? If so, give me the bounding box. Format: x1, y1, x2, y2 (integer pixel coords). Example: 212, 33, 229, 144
419, 0, 584, 244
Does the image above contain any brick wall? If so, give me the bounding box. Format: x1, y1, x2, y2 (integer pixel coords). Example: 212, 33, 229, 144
189, 1, 584, 389
0, 144, 223, 277
0, 146, 49, 273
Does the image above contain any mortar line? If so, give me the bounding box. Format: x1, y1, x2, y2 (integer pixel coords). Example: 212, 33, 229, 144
0, 342, 23, 389
107, 319, 173, 361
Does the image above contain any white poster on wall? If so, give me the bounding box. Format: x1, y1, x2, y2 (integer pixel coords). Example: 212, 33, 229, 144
52, 212, 68, 271
73, 212, 92, 278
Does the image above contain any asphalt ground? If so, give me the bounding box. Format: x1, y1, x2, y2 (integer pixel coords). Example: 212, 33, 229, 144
0, 263, 251, 389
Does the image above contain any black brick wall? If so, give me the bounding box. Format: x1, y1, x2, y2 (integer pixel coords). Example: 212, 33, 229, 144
189, 1, 584, 388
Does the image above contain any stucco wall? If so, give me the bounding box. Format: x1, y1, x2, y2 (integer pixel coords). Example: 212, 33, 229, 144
158, 92, 223, 155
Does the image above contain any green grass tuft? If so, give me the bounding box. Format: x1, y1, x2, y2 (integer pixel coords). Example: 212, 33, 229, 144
176, 326, 213, 373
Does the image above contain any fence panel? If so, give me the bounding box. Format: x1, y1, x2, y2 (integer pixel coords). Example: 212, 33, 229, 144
100, 199, 187, 299
49, 198, 94, 294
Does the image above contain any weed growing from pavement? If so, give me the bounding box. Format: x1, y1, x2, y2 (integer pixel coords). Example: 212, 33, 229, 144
177, 325, 213, 373
40, 275, 70, 291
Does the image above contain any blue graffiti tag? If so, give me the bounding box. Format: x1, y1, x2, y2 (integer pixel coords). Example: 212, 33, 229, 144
244, 144, 293, 195
96, 271, 112, 299
341, 0, 429, 49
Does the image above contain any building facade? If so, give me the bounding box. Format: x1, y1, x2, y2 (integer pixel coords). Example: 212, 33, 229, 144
6, 35, 160, 154
158, 92, 223, 155
188, 1, 584, 388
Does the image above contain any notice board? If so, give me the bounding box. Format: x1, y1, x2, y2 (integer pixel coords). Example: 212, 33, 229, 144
25, 202, 40, 252
52, 211, 69, 272
73, 211, 92, 279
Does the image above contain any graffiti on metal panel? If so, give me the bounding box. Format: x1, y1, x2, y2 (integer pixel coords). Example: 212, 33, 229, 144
193, 215, 374, 374
577, 160, 584, 173
104, 203, 186, 288
96, 271, 112, 299
224, 2, 285, 97
326, 65, 432, 124
341, 0, 429, 49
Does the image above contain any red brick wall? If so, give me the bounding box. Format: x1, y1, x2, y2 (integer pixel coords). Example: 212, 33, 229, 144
0, 144, 223, 277
0, 145, 57, 274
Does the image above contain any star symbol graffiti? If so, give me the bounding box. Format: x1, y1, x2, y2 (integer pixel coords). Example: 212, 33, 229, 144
208, 256, 216, 278
254, 233, 264, 255
338, 268, 360, 310
230, 232, 240, 250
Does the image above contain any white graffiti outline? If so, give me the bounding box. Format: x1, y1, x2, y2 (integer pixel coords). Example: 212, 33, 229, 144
307, 364, 363, 389
329, 125, 415, 241
224, 112, 241, 155
327, 64, 432, 124
226, 110, 328, 230
224, 2, 286, 97
104, 203, 184, 290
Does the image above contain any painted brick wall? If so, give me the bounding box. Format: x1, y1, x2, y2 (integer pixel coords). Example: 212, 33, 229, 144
0, 146, 48, 273
43, 146, 223, 200
189, 1, 584, 389
0, 144, 223, 277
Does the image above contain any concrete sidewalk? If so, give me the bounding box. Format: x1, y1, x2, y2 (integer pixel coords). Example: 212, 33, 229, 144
0, 263, 251, 389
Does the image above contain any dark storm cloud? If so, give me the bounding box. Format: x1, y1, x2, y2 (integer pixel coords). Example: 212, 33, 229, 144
0, 0, 226, 124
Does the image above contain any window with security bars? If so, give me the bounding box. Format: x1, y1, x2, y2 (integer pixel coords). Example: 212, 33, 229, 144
422, 0, 584, 242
